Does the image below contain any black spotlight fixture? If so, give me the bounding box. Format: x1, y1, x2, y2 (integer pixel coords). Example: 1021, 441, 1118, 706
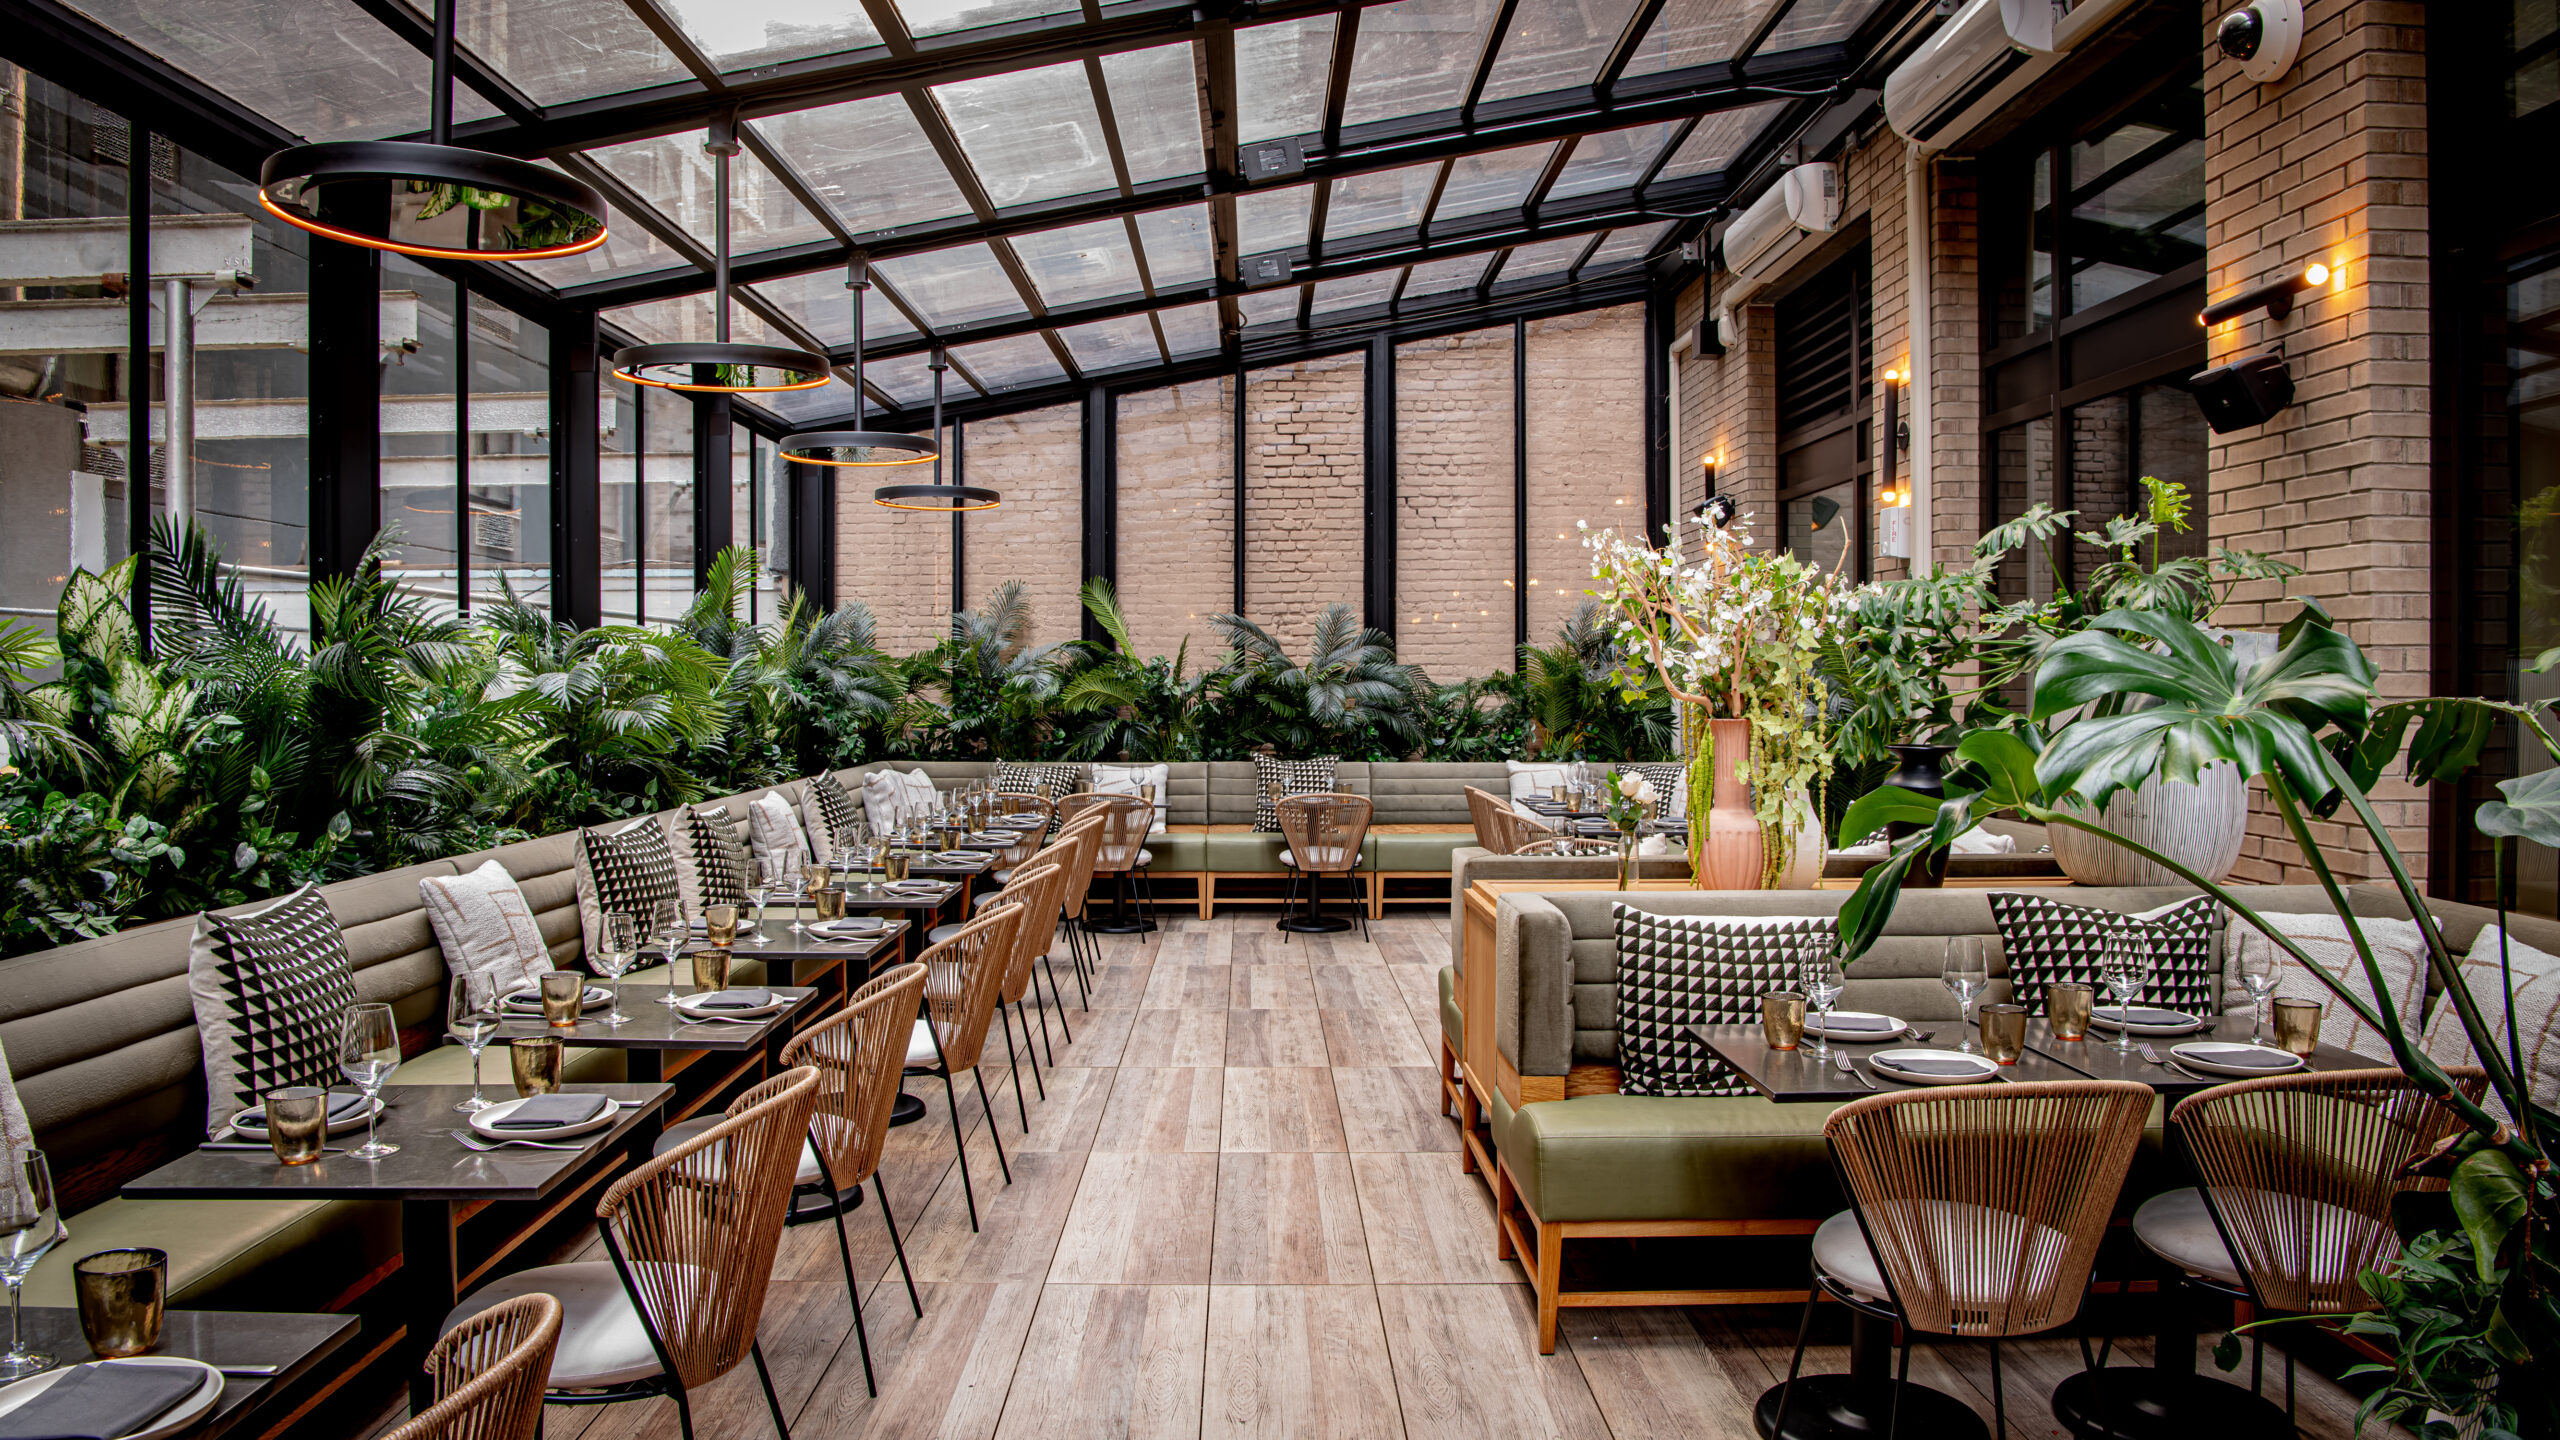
259, 0, 607, 261
778, 256, 936, 468
610, 114, 828, 396
1694, 493, 1740, 529
873, 348, 999, 511
2191, 349, 2296, 434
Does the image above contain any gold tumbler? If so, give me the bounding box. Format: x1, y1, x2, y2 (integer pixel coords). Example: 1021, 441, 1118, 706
1980, 1003, 2029, 1065
1761, 991, 1807, 1051
509, 1037, 564, 1096
73, 1249, 166, 1358
812, 886, 848, 922
692, 945, 732, 993
705, 904, 739, 948
2273, 997, 2322, 1057
540, 970, 584, 1028
2046, 983, 2096, 1041
884, 849, 912, 883
262, 1087, 329, 1165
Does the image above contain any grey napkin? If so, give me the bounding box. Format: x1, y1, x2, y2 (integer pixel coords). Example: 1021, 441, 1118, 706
0, 1363, 203, 1440
491, 1093, 612, 1129
689, 989, 774, 1011
1814, 1014, 1895, 1033
1882, 1055, 1988, 1077
231, 1090, 368, 1132
2098, 1007, 2200, 1028
2185, 1046, 2298, 1070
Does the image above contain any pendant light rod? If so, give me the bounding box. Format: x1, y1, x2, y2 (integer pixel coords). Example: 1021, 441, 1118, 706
930, 345, 947, 484
870, 342, 993, 507
850, 254, 869, 395
430, 0, 456, 147
707, 112, 739, 345
774, 252, 938, 465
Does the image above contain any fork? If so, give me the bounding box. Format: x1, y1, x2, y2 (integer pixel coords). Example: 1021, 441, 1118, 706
2137, 1042, 2206, 1081
1901, 1027, 1936, 1043
1834, 1052, 1878, 1090
448, 1129, 592, 1152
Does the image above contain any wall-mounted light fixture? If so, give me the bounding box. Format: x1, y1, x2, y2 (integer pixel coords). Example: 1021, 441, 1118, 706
1693, 493, 1739, 530
1877, 368, 1912, 558
2190, 260, 2332, 432
1699, 454, 1719, 496
2200, 261, 2332, 327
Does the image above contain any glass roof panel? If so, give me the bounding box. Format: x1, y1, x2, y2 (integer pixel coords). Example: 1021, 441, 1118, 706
1238, 186, 1314, 255
875, 244, 1033, 331
1311, 272, 1396, 316
1399, 253, 1490, 297
1340, 0, 1505, 129
603, 293, 784, 347
896, 0, 1082, 40
862, 352, 946, 409
1545, 122, 1681, 201
1010, 220, 1145, 308
1236, 288, 1304, 326
655, 0, 881, 71
1582, 222, 1672, 271
1324, 163, 1441, 242
457, 0, 686, 106
586, 134, 829, 258
1236, 15, 1338, 143
1477, 0, 1644, 104
1497, 234, 1594, 281
932, 61, 1117, 209
1155, 302, 1223, 357
1433, 143, 1553, 222
1136, 207, 1217, 289
509, 161, 699, 286
759, 95, 976, 236
1652, 103, 1783, 183
749, 271, 921, 349
1057, 315, 1165, 373
60, 0, 500, 141
760, 375, 867, 425
1760, 0, 1886, 52
950, 333, 1067, 391
1620, 0, 1786, 80
1099, 44, 1207, 185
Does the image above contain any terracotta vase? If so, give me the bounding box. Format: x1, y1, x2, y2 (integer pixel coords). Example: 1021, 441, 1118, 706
1698, 717, 1766, 889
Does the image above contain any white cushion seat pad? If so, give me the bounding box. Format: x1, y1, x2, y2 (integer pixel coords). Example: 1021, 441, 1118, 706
442, 1260, 703, 1388
1812, 1201, 2076, 1306
651, 1115, 823, 1188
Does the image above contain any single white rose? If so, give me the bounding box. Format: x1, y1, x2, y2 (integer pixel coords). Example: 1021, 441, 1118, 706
1616, 773, 1643, 799
1635, 780, 1659, 805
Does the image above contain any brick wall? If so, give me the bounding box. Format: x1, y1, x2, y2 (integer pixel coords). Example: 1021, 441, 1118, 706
1395, 326, 1516, 678
836, 444, 954, 655
1117, 376, 1237, 662
1243, 351, 1366, 652
1524, 304, 1645, 642
959, 402, 1085, 646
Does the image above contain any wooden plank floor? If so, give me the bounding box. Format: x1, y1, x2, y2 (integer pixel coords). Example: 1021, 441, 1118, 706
422, 914, 2400, 1440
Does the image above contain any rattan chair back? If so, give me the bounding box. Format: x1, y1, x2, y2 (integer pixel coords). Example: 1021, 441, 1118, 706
1512, 835, 1612, 857
2170, 1066, 2486, 1314
990, 793, 1055, 866
1466, 787, 1547, 854
1058, 792, 1149, 875
780, 962, 927, 1197
593, 1066, 821, 1390
1278, 793, 1371, 876
915, 904, 1024, 1071
1824, 1079, 2152, 1338
983, 861, 1067, 1006
1049, 815, 1105, 921
387, 1292, 559, 1440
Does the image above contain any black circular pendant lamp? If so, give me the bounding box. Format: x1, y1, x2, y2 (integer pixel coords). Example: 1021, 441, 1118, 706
258, 0, 608, 261
872, 348, 998, 511
610, 115, 828, 395
777, 256, 936, 467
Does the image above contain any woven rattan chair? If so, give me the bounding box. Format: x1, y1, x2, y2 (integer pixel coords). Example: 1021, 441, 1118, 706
987, 793, 1054, 879
1511, 834, 1612, 857
978, 860, 1069, 1129
907, 904, 1026, 1232
1465, 786, 1549, 855
1061, 792, 1154, 941
443, 1067, 823, 1440
984, 815, 1103, 1015
1277, 793, 1373, 941
385, 1293, 560, 1440
1768, 1080, 2152, 1440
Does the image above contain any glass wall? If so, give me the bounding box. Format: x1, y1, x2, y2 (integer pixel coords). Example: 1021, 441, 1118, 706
1395, 327, 1514, 679
640, 385, 694, 623
602, 378, 641, 622
466, 305, 551, 613
377, 254, 461, 611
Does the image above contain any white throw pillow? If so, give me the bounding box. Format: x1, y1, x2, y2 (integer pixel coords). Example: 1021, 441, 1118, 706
2422, 924, 2560, 1122
747, 791, 811, 877
2230, 911, 2430, 1064
861, 767, 937, 833
1507, 759, 1573, 804
1094, 762, 1170, 833
419, 859, 554, 998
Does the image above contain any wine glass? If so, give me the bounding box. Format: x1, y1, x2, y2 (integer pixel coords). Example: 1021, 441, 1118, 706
744, 871, 772, 947
652, 899, 688, 1005
774, 857, 809, 938
448, 973, 502, 1112
593, 913, 640, 1026
1800, 947, 1845, 1060
0, 1149, 58, 1378
2237, 945, 2281, 1043
2099, 923, 2155, 1055
1942, 938, 1990, 1055
338, 1003, 402, 1159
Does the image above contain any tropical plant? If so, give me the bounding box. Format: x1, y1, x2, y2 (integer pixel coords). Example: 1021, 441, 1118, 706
902, 580, 1067, 759
671, 548, 900, 782
1058, 579, 1213, 761
1205, 604, 1423, 757
1516, 601, 1675, 760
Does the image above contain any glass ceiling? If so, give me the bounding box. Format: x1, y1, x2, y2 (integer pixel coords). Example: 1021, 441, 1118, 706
60, 0, 1902, 422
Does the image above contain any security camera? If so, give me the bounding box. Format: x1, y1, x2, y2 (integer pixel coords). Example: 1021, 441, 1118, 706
2217, 0, 2302, 84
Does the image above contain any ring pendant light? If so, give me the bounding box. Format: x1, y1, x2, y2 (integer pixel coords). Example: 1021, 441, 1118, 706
259, 0, 608, 261
610, 115, 829, 395
874, 347, 999, 511
777, 256, 936, 466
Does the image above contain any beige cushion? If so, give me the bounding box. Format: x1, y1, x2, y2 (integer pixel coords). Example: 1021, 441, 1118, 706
2132, 1187, 2241, 1285
747, 792, 810, 879
653, 1115, 824, 1187
861, 768, 936, 835
1279, 848, 1361, 871
444, 1260, 667, 1389
1094, 763, 1170, 832
2422, 924, 2560, 1123
1812, 1201, 2076, 1305
2234, 911, 2430, 1063
418, 860, 553, 999
907, 1018, 941, 1068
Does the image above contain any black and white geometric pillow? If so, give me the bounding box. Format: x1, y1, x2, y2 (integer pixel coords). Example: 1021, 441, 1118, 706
669, 806, 750, 913
1623, 762, 1690, 820
187, 885, 363, 1136
994, 762, 1083, 836
801, 773, 865, 865
1987, 892, 2222, 1015
573, 816, 683, 963
1613, 906, 1834, 1097
1253, 756, 1339, 832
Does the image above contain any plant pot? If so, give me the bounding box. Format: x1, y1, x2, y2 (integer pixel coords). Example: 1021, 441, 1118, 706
1773, 805, 1826, 890
1699, 717, 1766, 889
2047, 762, 2249, 888
1883, 743, 1956, 888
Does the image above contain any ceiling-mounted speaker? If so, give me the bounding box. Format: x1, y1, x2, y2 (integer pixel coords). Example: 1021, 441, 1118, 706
2190, 350, 2294, 433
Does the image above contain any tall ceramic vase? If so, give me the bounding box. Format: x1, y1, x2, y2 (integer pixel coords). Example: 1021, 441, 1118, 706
1699, 717, 1766, 889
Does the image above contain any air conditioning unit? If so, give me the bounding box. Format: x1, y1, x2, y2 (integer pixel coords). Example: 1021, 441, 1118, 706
1720, 163, 1843, 281
1883, 0, 2139, 152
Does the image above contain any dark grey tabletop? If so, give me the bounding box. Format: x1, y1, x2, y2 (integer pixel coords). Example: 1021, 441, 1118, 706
907, 852, 994, 878
495, 984, 815, 1051
1691, 1023, 2091, 1102
836, 880, 965, 910
2028, 1010, 2378, 1097
9, 1306, 356, 1440
727, 923, 904, 964
121, 1084, 672, 1202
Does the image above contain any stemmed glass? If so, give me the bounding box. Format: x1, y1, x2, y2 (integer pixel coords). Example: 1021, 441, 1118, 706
774, 857, 809, 938
1942, 938, 1990, 1054
448, 973, 501, 1112
651, 898, 688, 1004
592, 913, 640, 1026
2237, 945, 2281, 1043
744, 871, 772, 946
338, 1003, 402, 1159
1800, 947, 1845, 1060
2099, 922, 2155, 1055
0, 1148, 59, 1378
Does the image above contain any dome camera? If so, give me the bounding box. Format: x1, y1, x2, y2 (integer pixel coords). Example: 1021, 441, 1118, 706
2217, 0, 2303, 83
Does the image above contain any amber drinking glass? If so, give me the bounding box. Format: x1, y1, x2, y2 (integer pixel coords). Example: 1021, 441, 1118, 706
72, 1249, 165, 1358
262, 1088, 329, 1165
1761, 991, 1807, 1051
509, 1037, 564, 1096
705, 904, 738, 948
2047, 983, 2096, 1042
2273, 997, 2322, 1057
884, 850, 912, 883
1980, 1004, 2028, 1064
812, 886, 847, 922
539, 971, 584, 1028
691, 946, 732, 994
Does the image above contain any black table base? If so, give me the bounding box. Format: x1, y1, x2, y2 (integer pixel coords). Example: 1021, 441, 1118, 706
890, 1091, 927, 1126
2048, 1369, 2291, 1440
1085, 872, 1157, 934
1754, 1311, 1986, 1440
1278, 870, 1356, 934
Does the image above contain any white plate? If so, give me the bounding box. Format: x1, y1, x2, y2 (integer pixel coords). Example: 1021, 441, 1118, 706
999, 814, 1047, 826
928, 852, 983, 864
674, 991, 788, 1021
501, 985, 614, 1016
1804, 1011, 1907, 1042
884, 881, 946, 895
2169, 1042, 2307, 1078
1868, 1048, 2002, 1085
227, 1092, 382, 1139
0, 1357, 223, 1440
468, 1094, 620, 1141
2089, 1006, 2211, 1036
809, 918, 887, 936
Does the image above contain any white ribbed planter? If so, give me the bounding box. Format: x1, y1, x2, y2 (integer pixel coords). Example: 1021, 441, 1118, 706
2048, 762, 2248, 887
1775, 807, 1825, 889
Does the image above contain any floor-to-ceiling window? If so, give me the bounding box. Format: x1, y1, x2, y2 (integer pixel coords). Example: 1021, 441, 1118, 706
1773, 243, 1872, 579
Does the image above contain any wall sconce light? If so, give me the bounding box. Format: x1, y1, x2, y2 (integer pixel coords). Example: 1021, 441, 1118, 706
1693, 494, 1739, 529
2200, 262, 2331, 327
1699, 454, 1719, 495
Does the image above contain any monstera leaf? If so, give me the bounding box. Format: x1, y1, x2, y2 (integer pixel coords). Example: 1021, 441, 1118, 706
2479, 767, 2560, 848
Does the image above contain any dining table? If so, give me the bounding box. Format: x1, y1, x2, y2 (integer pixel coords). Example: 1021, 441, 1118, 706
1, 1305, 357, 1440
494, 984, 817, 1084
1690, 1022, 2092, 1101
2027, 1010, 2375, 1096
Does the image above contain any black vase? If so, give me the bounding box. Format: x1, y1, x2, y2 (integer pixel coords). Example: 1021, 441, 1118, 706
1883, 742, 1956, 888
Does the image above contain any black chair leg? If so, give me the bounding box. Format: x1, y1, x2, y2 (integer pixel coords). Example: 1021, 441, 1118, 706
1989, 1337, 2005, 1440
825, 1179, 877, 1397
973, 1066, 1012, 1183
671, 1384, 696, 1440
1886, 1323, 1913, 1440
875, 1174, 921, 1317
750, 1340, 793, 1440
1040, 955, 1074, 1044
938, 1067, 979, 1232
1768, 1279, 1819, 1440
999, 1005, 1031, 1132
1017, 1000, 1049, 1097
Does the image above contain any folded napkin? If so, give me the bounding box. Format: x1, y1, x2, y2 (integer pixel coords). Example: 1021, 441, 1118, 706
231, 1090, 368, 1132
501, 987, 600, 1012
492, 1093, 613, 1130
2096, 1007, 2201, 1028
811, 918, 885, 934
685, 989, 775, 1011
1000, 814, 1045, 826
1880, 1054, 1988, 1077
930, 851, 981, 863
1811, 1013, 1896, 1033
0, 1363, 205, 1440
2182, 1045, 2299, 1070
965, 833, 1008, 844
886, 881, 943, 893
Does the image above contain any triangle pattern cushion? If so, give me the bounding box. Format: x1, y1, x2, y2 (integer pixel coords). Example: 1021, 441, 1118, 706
669, 807, 751, 914
1611, 905, 1831, 1097
1254, 756, 1338, 833
572, 816, 684, 961
187, 884, 363, 1136
1987, 892, 2220, 1015
804, 773, 865, 864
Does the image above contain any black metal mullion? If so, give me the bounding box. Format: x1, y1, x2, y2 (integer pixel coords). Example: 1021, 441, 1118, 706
1081, 384, 1116, 644
1415, 159, 1455, 239
1460, 0, 1523, 125
341, 0, 543, 123
951, 419, 967, 613
1734, 0, 1806, 67
1632, 113, 1701, 198
1200, 21, 1245, 362
553, 151, 718, 273
551, 314, 606, 628
456, 266, 471, 613
739, 123, 860, 245
852, 0, 921, 57
1593, 0, 1672, 97
613, 0, 729, 86
1232, 362, 1246, 614
1320, 7, 1363, 154
694, 390, 733, 590
125, 115, 152, 652
1644, 283, 1670, 542
1083, 55, 1140, 197
631, 381, 646, 623
1512, 313, 1526, 652
1361, 334, 1394, 639
310, 180, 387, 586
1522, 134, 1581, 218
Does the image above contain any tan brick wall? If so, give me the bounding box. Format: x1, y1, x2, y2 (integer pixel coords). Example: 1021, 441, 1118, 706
1118, 376, 1237, 662
836, 438, 955, 655
1395, 326, 1516, 678
1525, 304, 1645, 642
1244, 351, 1366, 652
960, 403, 1085, 647
1927, 158, 1984, 569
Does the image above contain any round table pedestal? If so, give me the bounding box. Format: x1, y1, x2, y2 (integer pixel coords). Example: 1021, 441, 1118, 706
1084, 874, 1157, 935
1279, 871, 1357, 934
888, 1092, 927, 1126
2048, 1369, 2291, 1440
1754, 1375, 1986, 1440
